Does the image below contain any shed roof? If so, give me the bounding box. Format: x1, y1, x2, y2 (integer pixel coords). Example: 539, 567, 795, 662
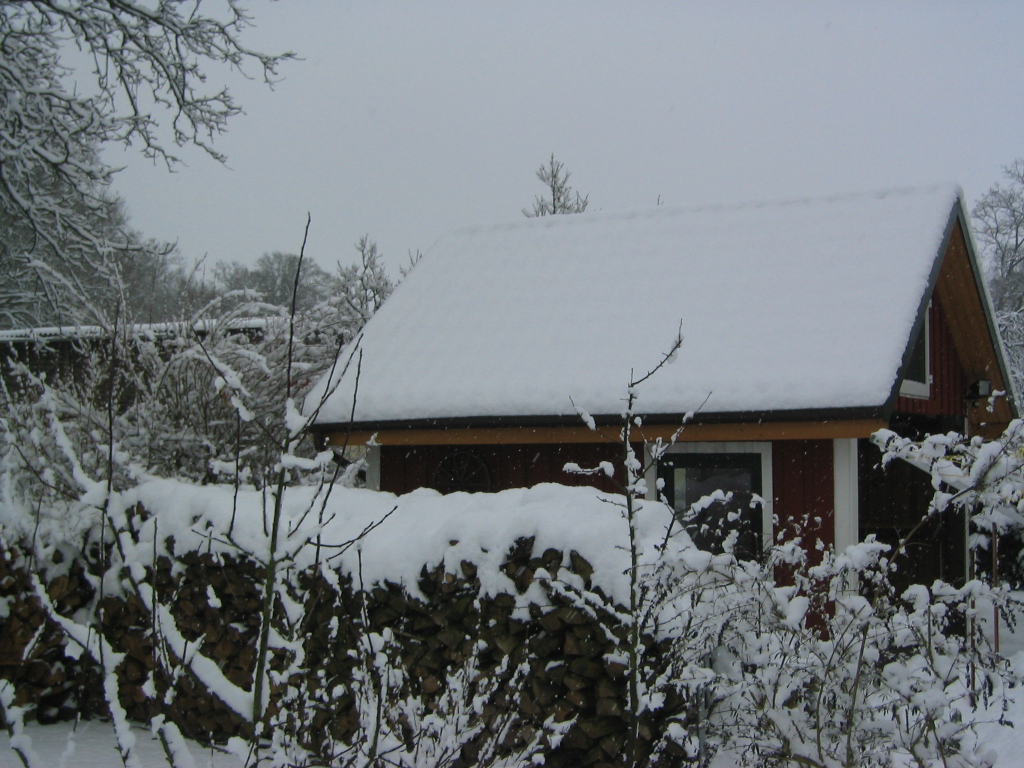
309, 185, 983, 428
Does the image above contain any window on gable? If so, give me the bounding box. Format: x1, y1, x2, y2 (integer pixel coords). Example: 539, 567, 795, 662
657, 452, 764, 560
899, 304, 931, 399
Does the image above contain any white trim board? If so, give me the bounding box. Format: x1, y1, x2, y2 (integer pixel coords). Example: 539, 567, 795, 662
899, 301, 931, 399
833, 438, 859, 553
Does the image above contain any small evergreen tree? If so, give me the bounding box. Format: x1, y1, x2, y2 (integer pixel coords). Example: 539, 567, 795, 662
523, 153, 590, 217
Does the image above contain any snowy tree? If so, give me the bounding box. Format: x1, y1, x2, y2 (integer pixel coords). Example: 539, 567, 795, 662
211, 237, 394, 330
216, 251, 338, 314
974, 160, 1024, 314
0, 220, 361, 766
973, 160, 1024, 394
0, 0, 291, 327
337, 236, 395, 325
120, 251, 221, 324
0, 224, 399, 491
522, 153, 590, 217
0, 189, 169, 328
0, 213, 47, 328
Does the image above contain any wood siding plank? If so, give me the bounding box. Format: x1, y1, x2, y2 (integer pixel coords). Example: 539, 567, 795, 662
932, 221, 1013, 432
895, 296, 967, 418
772, 440, 835, 557
379, 444, 627, 495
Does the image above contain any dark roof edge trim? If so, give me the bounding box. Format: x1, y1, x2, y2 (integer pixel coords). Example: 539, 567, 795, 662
314, 406, 887, 435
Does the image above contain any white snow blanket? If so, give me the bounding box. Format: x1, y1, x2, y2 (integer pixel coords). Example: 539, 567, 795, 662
124, 480, 666, 607
309, 185, 964, 424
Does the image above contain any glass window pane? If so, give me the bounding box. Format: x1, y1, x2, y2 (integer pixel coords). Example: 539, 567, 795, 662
678, 465, 754, 508
906, 325, 927, 383
659, 453, 763, 560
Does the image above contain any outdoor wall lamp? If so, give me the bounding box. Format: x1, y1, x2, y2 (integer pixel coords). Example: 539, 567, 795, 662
966, 379, 993, 401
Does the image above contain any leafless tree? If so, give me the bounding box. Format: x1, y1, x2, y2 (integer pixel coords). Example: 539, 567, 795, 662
974, 160, 1024, 313
973, 160, 1024, 394
0, 0, 292, 327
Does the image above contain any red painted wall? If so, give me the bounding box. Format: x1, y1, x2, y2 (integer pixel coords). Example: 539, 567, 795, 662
383, 440, 840, 557
771, 440, 834, 558
895, 297, 967, 418
380, 443, 626, 496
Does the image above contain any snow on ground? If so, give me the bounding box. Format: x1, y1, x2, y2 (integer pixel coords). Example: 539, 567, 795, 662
5, 693, 1024, 768
0, 720, 243, 768
960, 651, 1024, 765
974, 683, 1024, 767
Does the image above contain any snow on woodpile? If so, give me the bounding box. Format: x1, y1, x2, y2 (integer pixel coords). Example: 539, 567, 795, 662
309, 185, 961, 424
124, 480, 670, 606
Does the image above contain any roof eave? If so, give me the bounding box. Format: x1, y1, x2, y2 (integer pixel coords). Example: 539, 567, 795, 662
313, 404, 889, 436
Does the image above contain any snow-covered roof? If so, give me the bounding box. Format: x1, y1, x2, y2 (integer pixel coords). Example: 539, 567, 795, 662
310, 186, 967, 426
0, 318, 269, 344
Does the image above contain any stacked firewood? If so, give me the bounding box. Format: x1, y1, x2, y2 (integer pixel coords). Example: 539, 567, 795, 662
0, 536, 686, 767
0, 550, 102, 722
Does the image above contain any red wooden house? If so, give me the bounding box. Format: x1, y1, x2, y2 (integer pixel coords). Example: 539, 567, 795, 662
309, 186, 1015, 586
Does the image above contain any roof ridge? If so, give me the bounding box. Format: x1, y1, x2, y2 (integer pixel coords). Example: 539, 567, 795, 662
441, 183, 961, 241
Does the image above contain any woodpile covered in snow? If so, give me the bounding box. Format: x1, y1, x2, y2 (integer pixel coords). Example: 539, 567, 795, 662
0, 525, 688, 767
0, 478, 1018, 767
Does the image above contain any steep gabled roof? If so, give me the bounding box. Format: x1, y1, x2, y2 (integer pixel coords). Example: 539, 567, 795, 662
310, 185, 1004, 429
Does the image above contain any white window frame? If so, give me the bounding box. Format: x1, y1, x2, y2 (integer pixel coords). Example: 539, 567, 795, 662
645, 441, 773, 552
899, 303, 931, 399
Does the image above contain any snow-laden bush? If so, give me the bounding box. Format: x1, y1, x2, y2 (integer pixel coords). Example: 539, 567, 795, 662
0, 299, 357, 491
874, 419, 1024, 589
0, 237, 379, 765
535, 498, 1016, 767
709, 545, 1013, 767
557, 356, 1021, 768
0, 475, 1016, 768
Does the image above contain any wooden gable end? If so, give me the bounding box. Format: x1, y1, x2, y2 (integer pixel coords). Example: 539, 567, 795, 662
892, 217, 1014, 437
894, 295, 967, 421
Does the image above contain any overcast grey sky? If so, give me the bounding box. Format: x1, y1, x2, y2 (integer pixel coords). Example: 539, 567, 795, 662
109, 1, 1024, 274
